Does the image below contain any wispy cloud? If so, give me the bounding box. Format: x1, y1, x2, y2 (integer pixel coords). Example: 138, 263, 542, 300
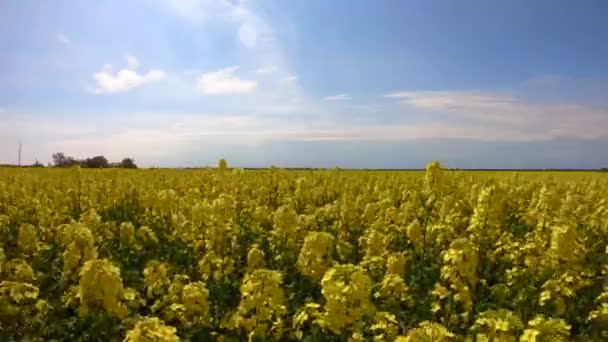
324, 93, 352, 101
385, 91, 525, 124
163, 0, 232, 22
385, 90, 608, 139
56, 33, 71, 46
92, 56, 166, 94
238, 23, 257, 47
163, 0, 307, 105
3, 94, 607, 166
350, 104, 384, 113
256, 66, 278, 74
164, 0, 268, 49
197, 66, 257, 95
280, 75, 298, 84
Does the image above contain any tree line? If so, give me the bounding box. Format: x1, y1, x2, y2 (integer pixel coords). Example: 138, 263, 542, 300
51, 152, 137, 168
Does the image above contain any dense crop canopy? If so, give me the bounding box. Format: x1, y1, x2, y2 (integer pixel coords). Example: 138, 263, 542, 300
0, 165, 606, 340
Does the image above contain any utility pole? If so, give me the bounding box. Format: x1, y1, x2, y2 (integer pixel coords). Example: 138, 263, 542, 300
18, 140, 22, 167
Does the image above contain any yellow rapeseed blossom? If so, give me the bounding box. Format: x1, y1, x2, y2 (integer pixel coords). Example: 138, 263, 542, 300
119, 221, 137, 246
549, 224, 581, 263
59, 223, 98, 278
398, 321, 453, 341
6, 258, 36, 283
124, 317, 180, 342
424, 160, 444, 193
138, 226, 159, 245
374, 273, 410, 305
17, 223, 39, 255
319, 264, 373, 334
0, 281, 39, 304
0, 163, 606, 340
271, 205, 300, 253
471, 310, 523, 342
180, 282, 211, 325
144, 260, 171, 299
247, 244, 265, 270
297, 231, 334, 281
77, 258, 126, 318
370, 311, 400, 341
0, 247, 4, 274
519, 315, 570, 342
233, 269, 287, 340
386, 253, 407, 277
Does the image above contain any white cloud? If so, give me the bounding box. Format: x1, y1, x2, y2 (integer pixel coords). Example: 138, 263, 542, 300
238, 23, 257, 48
351, 104, 384, 113
3, 93, 607, 166
197, 66, 257, 95
256, 66, 278, 74
56, 33, 71, 46
385, 91, 534, 124
280, 75, 298, 84
324, 93, 351, 101
385, 90, 608, 139
229, 4, 269, 48
164, 0, 232, 22
162, 0, 307, 104
164, 0, 266, 48
92, 56, 165, 94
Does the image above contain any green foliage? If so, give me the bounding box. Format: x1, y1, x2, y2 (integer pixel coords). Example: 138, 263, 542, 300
51, 152, 136, 168
218, 158, 228, 170
120, 158, 138, 169
82, 155, 109, 168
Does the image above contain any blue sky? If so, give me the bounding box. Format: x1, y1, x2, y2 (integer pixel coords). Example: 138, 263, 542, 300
1, 0, 607, 168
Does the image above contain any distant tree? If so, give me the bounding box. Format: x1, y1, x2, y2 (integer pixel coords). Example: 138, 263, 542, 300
120, 158, 138, 169
52, 152, 67, 167
67, 158, 79, 167
32, 159, 44, 168
52, 152, 79, 167
82, 156, 109, 168
218, 158, 228, 170
601, 168, 608, 172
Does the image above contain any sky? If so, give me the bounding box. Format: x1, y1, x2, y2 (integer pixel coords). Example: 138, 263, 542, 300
1, 0, 608, 168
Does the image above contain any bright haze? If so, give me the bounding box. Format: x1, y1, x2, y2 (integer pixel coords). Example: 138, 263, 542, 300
1, 0, 607, 168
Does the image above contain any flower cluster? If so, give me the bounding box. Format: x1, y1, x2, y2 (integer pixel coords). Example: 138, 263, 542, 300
0, 162, 606, 340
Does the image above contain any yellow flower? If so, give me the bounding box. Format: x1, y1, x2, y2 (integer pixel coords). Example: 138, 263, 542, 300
297, 231, 334, 281
144, 260, 171, 299
247, 245, 265, 270
119, 222, 136, 245
124, 317, 180, 342
234, 269, 287, 339
386, 253, 407, 277
17, 223, 39, 255
78, 258, 126, 318
181, 282, 211, 325
319, 264, 373, 334
399, 321, 453, 341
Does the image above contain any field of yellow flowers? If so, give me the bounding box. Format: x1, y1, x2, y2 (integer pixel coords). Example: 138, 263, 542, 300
0, 164, 606, 341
